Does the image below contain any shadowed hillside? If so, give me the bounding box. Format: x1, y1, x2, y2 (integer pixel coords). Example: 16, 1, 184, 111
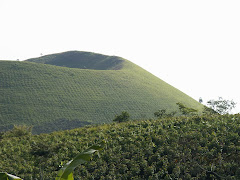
26, 51, 124, 70
0, 51, 203, 133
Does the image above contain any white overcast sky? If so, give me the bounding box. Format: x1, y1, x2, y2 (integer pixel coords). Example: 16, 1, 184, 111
1, 0, 240, 113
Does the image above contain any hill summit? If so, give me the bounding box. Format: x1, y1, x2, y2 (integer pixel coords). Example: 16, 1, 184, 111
0, 51, 203, 133
26, 51, 124, 70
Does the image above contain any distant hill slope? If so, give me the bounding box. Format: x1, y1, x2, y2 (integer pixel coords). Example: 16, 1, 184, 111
27, 51, 124, 70
0, 51, 203, 133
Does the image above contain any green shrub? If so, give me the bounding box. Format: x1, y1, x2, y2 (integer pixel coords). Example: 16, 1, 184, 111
113, 111, 130, 123
3, 125, 32, 138
0, 172, 22, 180
154, 109, 176, 118
176, 102, 198, 115
1, 143, 104, 180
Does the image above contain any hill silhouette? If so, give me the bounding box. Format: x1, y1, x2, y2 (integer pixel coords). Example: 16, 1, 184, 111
27, 51, 124, 70
0, 51, 203, 133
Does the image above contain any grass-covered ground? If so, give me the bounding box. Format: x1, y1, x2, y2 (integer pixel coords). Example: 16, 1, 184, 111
0, 51, 203, 133
0, 114, 239, 179
26, 51, 125, 70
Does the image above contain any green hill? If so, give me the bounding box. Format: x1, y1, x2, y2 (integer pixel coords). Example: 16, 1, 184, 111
26, 51, 124, 70
0, 51, 203, 133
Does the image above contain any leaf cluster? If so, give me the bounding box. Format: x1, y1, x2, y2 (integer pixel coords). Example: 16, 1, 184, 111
113, 111, 130, 123
154, 109, 177, 118
176, 102, 198, 115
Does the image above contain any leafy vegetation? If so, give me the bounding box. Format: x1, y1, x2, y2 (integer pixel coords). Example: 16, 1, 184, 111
176, 102, 198, 115
154, 109, 177, 118
113, 111, 130, 123
0, 51, 203, 133
0, 172, 22, 180
0, 114, 239, 179
3, 125, 32, 138
1, 144, 104, 180
56, 143, 104, 180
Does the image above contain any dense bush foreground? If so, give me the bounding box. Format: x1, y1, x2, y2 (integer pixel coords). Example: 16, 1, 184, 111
0, 114, 240, 179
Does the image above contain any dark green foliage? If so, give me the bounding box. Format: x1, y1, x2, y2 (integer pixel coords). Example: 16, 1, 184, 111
0, 114, 239, 179
0, 172, 22, 180
30, 141, 61, 158
56, 143, 105, 180
203, 106, 219, 115
113, 111, 130, 123
154, 109, 177, 118
0, 51, 203, 133
3, 125, 32, 138
176, 102, 198, 115
1, 143, 104, 180
0, 132, 4, 141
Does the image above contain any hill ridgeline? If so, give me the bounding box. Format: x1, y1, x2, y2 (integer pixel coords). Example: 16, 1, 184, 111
0, 51, 203, 133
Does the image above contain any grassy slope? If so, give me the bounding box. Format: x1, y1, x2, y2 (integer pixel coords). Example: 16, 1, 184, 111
26, 51, 124, 70
0, 51, 203, 133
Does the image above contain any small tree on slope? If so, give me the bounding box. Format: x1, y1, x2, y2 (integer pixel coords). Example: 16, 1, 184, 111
113, 111, 130, 123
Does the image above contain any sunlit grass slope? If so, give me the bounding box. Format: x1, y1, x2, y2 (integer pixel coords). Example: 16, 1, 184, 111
0, 51, 203, 133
